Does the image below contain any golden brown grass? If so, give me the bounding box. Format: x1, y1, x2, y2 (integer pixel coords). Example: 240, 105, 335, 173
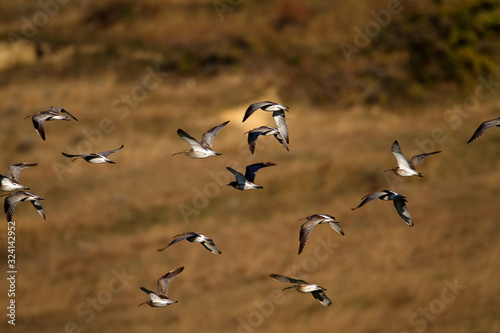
1, 1, 500, 333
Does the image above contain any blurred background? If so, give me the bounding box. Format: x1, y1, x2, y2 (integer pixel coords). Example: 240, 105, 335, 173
1, 0, 500, 332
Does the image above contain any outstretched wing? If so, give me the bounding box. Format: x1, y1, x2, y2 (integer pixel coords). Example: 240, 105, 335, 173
298, 218, 320, 255
177, 129, 203, 150
391, 141, 411, 170
243, 102, 276, 122
157, 266, 184, 297
200, 121, 229, 149
351, 191, 388, 210
467, 118, 500, 143
311, 290, 332, 307
100, 144, 124, 157
7, 163, 38, 182
244, 162, 276, 183
408, 151, 441, 169
227, 167, 247, 186
393, 198, 413, 226
157, 232, 196, 251
272, 110, 289, 144
270, 273, 308, 285
58, 108, 79, 121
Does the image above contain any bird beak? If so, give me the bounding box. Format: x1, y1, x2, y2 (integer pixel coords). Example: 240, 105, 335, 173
220, 184, 229, 189
171, 151, 184, 157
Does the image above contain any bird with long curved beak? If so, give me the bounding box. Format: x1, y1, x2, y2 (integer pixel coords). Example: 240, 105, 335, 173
138, 267, 184, 307
25, 106, 78, 141
351, 190, 413, 226
172, 121, 229, 159
385, 140, 440, 177
221, 162, 276, 191
270, 274, 332, 307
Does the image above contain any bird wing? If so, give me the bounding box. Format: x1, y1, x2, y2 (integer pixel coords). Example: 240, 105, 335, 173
273, 132, 289, 151
467, 118, 500, 143
272, 110, 289, 144
201, 238, 222, 254
242, 101, 275, 122
351, 191, 388, 210
391, 141, 411, 170
311, 290, 332, 307
328, 221, 345, 236
177, 129, 203, 150
31, 114, 48, 141
157, 267, 184, 296
59, 108, 79, 121
244, 162, 276, 183
7, 163, 38, 182
4, 192, 21, 222
200, 121, 229, 149
245, 127, 268, 154
227, 167, 247, 186
99, 144, 124, 157
393, 198, 413, 226
408, 151, 441, 169
269, 274, 308, 285
157, 232, 196, 251
31, 200, 45, 220
298, 218, 320, 254
61, 152, 87, 159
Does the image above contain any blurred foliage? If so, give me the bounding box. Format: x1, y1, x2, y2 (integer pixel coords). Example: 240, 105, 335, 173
1, 0, 499, 107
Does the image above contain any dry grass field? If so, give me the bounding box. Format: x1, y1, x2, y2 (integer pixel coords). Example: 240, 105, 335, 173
1, 1, 500, 333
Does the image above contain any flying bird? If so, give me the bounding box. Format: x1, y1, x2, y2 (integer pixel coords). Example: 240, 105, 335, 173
0, 163, 38, 192
25, 106, 78, 140
4, 190, 45, 222
138, 267, 184, 307
242, 101, 289, 144
270, 274, 332, 307
222, 162, 276, 190
351, 190, 413, 226
244, 126, 288, 154
298, 214, 344, 255
172, 121, 229, 158
61, 145, 124, 164
157, 232, 221, 254
467, 117, 500, 144
386, 140, 441, 177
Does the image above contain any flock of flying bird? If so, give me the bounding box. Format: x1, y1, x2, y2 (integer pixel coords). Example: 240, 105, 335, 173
3, 103, 500, 308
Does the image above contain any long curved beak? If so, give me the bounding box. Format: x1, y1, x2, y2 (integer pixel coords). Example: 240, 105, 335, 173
171, 151, 184, 157
138, 302, 147, 307
220, 184, 230, 189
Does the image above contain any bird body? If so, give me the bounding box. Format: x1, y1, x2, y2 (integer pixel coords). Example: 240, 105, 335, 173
222, 162, 276, 190
270, 274, 332, 307
4, 190, 45, 222
298, 214, 344, 254
25, 106, 78, 140
139, 267, 184, 307
62, 145, 124, 164
243, 102, 289, 144
172, 121, 229, 158
245, 126, 288, 154
158, 232, 221, 254
467, 117, 500, 143
351, 190, 413, 226
1, 163, 38, 192
387, 140, 441, 177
